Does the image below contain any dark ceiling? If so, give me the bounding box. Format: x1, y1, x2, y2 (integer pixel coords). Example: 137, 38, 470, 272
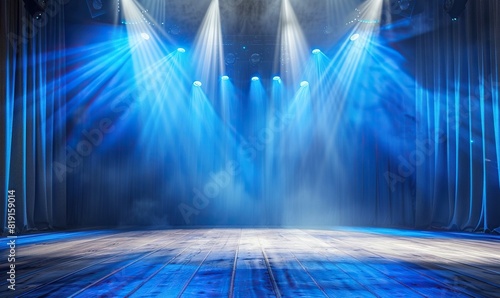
61, 0, 442, 83
63, 0, 427, 46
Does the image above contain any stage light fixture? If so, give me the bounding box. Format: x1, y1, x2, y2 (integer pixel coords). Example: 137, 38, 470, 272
444, 0, 468, 20
350, 33, 360, 41
250, 53, 261, 65
398, 0, 411, 10
312, 49, 321, 54
141, 33, 150, 40
221, 75, 230, 81
85, 0, 106, 18
177, 48, 186, 53
23, 0, 45, 20
33, 11, 44, 21
225, 53, 236, 65
193, 81, 202, 87
251, 76, 259, 81
273, 76, 281, 81
300, 81, 309, 87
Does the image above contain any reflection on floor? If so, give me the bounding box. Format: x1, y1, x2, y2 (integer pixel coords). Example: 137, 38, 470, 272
2, 227, 500, 297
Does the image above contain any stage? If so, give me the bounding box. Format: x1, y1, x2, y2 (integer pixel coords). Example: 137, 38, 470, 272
3, 0, 500, 296
2, 228, 499, 297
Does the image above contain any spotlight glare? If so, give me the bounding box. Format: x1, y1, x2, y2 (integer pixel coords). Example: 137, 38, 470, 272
193, 81, 202, 87
350, 33, 360, 41
177, 48, 186, 53
141, 32, 150, 40
300, 81, 309, 87
221, 75, 229, 81
273, 76, 281, 81
251, 76, 259, 81
312, 49, 321, 54
34, 12, 44, 20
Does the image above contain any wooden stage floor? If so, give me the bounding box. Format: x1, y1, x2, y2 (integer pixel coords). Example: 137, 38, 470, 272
2, 228, 499, 297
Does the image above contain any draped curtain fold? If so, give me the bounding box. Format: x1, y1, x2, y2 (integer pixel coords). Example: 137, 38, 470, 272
413, 1, 500, 232
1, 0, 499, 232
1, 0, 66, 233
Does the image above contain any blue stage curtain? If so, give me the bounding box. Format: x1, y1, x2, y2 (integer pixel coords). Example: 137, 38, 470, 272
1, 0, 67, 233
1, 0, 498, 233
410, 1, 500, 232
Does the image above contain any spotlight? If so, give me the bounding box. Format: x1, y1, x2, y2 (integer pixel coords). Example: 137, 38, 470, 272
350, 33, 360, 41
193, 81, 202, 87
177, 48, 186, 53
300, 81, 309, 87
33, 11, 44, 21
221, 75, 229, 81
141, 33, 150, 40
444, 0, 468, 20
273, 76, 281, 81
251, 76, 259, 81
23, 0, 45, 20
312, 49, 321, 54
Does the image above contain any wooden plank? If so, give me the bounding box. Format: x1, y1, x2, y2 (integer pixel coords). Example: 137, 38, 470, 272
126, 229, 224, 297
232, 229, 277, 298
345, 230, 500, 294
286, 230, 426, 297
2, 228, 499, 298
258, 229, 328, 297
1, 230, 129, 289
304, 229, 494, 297
71, 230, 199, 297
276, 230, 377, 297
16, 230, 194, 297
180, 229, 241, 297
